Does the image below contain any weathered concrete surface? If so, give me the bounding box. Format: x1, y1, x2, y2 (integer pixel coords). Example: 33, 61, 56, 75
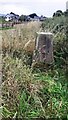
32, 32, 54, 66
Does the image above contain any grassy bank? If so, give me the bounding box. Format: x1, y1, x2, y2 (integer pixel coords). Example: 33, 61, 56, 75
1, 18, 68, 119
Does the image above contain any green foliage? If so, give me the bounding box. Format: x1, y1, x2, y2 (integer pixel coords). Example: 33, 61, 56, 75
53, 10, 63, 17
41, 15, 68, 73
0, 27, 14, 30
19, 15, 27, 22
1, 15, 68, 119
0, 17, 5, 23
34, 71, 68, 118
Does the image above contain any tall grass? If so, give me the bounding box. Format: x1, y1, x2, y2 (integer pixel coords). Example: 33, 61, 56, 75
2, 22, 41, 56
1, 19, 68, 119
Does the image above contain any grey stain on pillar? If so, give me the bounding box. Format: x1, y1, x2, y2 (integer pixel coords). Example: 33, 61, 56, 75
32, 32, 54, 65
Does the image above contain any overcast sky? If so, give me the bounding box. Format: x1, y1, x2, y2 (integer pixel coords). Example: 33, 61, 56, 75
0, 0, 67, 17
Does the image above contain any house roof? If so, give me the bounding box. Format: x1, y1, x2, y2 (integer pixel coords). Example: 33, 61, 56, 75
5, 13, 19, 20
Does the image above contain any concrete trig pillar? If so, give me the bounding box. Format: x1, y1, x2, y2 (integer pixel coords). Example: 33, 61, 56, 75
32, 32, 54, 67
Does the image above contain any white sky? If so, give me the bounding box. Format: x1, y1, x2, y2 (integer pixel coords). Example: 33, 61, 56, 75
0, 0, 67, 17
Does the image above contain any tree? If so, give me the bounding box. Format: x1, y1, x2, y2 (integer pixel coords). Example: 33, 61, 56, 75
19, 15, 27, 22
64, 9, 68, 16
53, 10, 63, 17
